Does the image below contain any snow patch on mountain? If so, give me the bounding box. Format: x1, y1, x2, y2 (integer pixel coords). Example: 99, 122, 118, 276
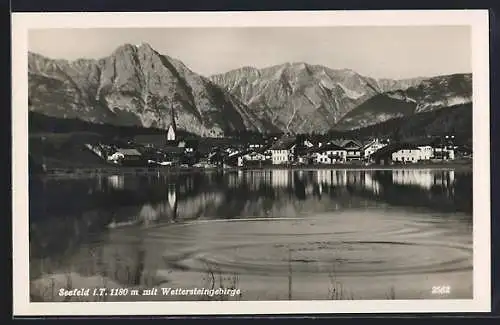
416, 96, 472, 113
336, 82, 365, 100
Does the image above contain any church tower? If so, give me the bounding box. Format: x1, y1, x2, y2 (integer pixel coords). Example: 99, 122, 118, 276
167, 105, 177, 142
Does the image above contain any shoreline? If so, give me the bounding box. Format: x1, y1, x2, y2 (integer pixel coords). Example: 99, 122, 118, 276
34, 161, 472, 178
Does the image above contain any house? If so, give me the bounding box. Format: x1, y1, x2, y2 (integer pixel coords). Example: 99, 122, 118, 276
208, 147, 229, 167
443, 135, 457, 149
341, 140, 363, 161
329, 139, 363, 162
313, 144, 346, 164
242, 150, 271, 167
225, 150, 245, 167
432, 136, 456, 160
407, 136, 456, 161
84, 143, 108, 159
392, 145, 430, 163
133, 134, 168, 149
433, 147, 455, 160
292, 135, 316, 163
304, 140, 315, 148
107, 148, 144, 166
434, 135, 456, 160
417, 146, 434, 160
179, 139, 199, 155
248, 141, 267, 151
362, 138, 387, 160
370, 143, 432, 165
456, 143, 472, 158
161, 146, 185, 162
267, 137, 296, 165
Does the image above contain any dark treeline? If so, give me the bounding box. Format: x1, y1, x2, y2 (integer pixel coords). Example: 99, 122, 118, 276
330, 103, 472, 145
29, 102, 472, 146
29, 111, 197, 139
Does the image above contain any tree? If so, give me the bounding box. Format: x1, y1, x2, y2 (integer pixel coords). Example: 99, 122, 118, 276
209, 147, 226, 167
294, 134, 307, 159
392, 127, 402, 143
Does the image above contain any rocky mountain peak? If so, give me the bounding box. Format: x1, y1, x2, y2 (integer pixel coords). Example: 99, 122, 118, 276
28, 43, 270, 136
135, 42, 157, 55
28, 42, 473, 136
335, 73, 473, 130
286, 61, 308, 68
112, 43, 138, 55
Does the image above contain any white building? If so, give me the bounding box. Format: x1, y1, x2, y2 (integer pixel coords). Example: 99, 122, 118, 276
363, 139, 387, 159
391, 146, 432, 163
433, 147, 455, 160
417, 146, 434, 160
268, 137, 296, 165
237, 156, 244, 167
270, 148, 293, 164
303, 140, 315, 148
107, 148, 142, 164
328, 139, 363, 161
314, 144, 346, 164
249, 143, 265, 150
243, 151, 269, 162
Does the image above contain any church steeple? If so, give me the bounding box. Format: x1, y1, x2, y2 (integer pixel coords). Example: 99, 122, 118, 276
167, 104, 177, 141
170, 104, 177, 131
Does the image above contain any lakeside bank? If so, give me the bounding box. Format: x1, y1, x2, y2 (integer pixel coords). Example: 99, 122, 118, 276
33, 161, 472, 179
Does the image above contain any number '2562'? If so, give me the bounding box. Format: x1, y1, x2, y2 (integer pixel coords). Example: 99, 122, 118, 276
432, 286, 451, 295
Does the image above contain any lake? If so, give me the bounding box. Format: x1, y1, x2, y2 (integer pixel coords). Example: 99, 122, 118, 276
28, 168, 473, 301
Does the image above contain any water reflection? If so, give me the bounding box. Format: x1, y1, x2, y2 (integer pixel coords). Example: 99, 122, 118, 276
392, 169, 455, 190
29, 169, 472, 254
29, 168, 472, 300
107, 175, 124, 190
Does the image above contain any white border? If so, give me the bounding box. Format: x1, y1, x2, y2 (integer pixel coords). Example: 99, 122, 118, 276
12, 10, 491, 316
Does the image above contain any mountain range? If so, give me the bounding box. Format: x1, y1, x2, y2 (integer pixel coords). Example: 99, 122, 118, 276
28, 42, 473, 137
29, 43, 270, 138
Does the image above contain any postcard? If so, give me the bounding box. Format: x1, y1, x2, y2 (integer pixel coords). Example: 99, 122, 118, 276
12, 10, 491, 315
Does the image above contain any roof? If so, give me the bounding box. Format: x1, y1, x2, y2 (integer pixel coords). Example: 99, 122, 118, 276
340, 139, 362, 148
133, 134, 166, 145
361, 138, 384, 149
227, 147, 267, 158
116, 148, 142, 156
269, 137, 296, 150
403, 137, 439, 147
370, 143, 420, 158
328, 139, 362, 149
244, 149, 268, 157
315, 143, 345, 153
161, 146, 184, 154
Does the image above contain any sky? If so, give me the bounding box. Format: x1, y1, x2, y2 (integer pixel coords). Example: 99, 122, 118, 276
28, 26, 471, 79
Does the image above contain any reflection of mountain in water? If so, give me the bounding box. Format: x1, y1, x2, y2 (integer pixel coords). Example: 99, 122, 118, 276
29, 169, 472, 261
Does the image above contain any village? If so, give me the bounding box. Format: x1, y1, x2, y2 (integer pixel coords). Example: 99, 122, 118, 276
80, 108, 472, 171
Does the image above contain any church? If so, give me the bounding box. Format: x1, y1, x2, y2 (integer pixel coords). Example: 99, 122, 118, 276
132, 104, 198, 165
166, 105, 177, 143
164, 105, 197, 160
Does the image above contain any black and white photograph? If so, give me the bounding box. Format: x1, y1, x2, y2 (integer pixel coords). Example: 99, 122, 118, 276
12, 10, 490, 315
